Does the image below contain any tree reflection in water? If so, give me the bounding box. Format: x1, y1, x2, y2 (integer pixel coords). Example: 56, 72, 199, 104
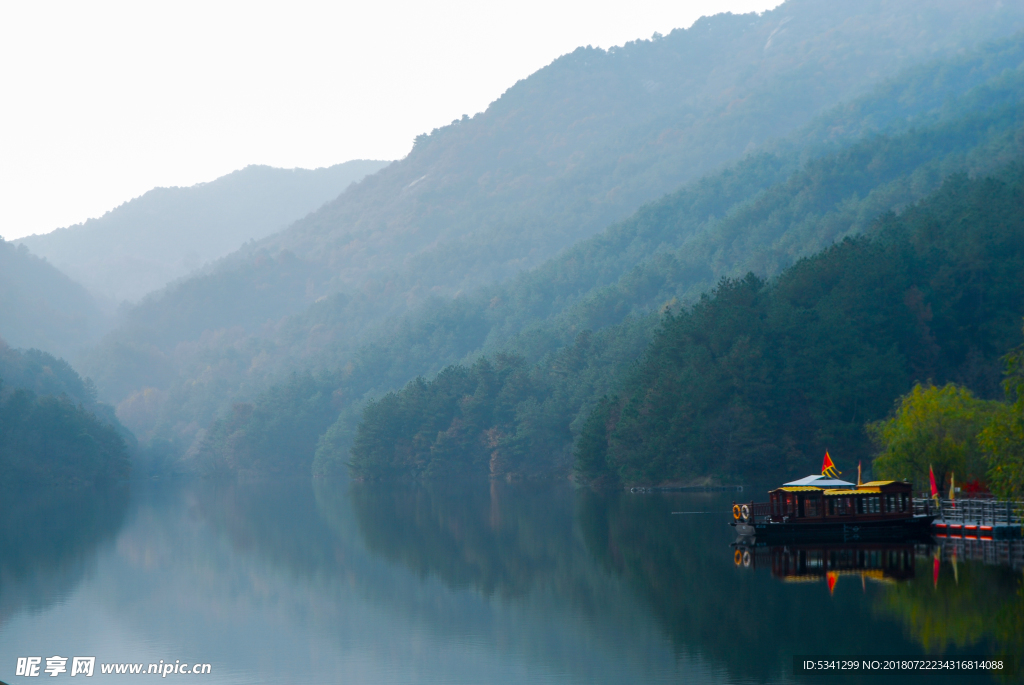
729, 534, 1024, 681
0, 485, 128, 624
349, 480, 579, 598
874, 547, 1024, 666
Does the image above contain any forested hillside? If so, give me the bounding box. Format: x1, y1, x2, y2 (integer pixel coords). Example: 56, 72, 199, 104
176, 34, 1024, 481
84, 0, 1024, 464
16, 160, 388, 304
353, 163, 1024, 483
0, 239, 108, 361
0, 340, 130, 487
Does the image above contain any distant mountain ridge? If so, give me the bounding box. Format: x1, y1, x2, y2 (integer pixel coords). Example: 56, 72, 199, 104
104, 0, 1024, 360
16, 160, 389, 304
259, 0, 1024, 289
0, 239, 107, 360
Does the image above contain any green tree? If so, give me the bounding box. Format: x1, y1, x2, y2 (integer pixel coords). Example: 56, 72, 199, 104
869, 383, 999, 491
979, 327, 1024, 499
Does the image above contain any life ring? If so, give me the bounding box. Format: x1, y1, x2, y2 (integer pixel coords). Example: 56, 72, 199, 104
743, 550, 751, 567
740, 504, 751, 521
732, 504, 742, 520
734, 549, 743, 566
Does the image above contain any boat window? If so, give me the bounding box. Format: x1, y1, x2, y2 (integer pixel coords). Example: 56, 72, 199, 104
900, 494, 907, 512
805, 497, 819, 517
856, 497, 864, 514
828, 498, 835, 516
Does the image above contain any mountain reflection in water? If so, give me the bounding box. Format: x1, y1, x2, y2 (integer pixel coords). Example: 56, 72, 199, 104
0, 480, 1020, 684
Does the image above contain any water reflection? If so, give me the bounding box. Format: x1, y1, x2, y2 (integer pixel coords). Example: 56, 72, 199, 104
0, 481, 1021, 684
348, 481, 579, 597
0, 485, 128, 624
733, 542, 922, 585
875, 542, 1024, 664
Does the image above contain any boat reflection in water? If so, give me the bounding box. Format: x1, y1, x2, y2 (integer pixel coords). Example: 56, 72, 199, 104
732, 541, 927, 590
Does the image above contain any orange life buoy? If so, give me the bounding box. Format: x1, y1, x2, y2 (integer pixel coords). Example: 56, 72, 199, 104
733, 504, 742, 520
734, 549, 743, 566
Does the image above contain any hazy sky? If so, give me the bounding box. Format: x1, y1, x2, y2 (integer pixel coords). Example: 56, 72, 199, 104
0, 0, 780, 241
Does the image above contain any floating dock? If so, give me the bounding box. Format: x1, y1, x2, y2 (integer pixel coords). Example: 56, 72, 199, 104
914, 498, 1023, 540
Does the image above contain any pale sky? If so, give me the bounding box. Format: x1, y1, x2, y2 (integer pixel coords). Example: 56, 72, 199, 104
0, 0, 780, 241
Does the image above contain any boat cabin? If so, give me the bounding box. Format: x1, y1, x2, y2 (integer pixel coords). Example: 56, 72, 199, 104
768, 481, 913, 523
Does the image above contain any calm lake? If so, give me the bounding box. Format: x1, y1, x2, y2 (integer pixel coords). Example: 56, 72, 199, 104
1, 479, 1020, 684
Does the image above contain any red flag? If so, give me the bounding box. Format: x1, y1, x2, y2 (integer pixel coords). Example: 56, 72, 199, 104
822, 452, 841, 477
929, 464, 940, 506
827, 571, 838, 596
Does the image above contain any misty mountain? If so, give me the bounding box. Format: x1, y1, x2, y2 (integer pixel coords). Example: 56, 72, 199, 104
151, 30, 1024, 476
15, 160, 389, 305
105, 0, 1024, 358
82, 0, 1024, 464
0, 239, 107, 360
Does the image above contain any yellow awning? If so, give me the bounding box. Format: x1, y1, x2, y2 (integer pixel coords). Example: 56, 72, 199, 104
824, 488, 882, 495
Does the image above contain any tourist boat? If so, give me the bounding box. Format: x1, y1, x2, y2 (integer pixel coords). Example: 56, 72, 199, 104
730, 471, 935, 542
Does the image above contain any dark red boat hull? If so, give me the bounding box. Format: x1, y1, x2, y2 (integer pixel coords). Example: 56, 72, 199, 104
732, 515, 935, 542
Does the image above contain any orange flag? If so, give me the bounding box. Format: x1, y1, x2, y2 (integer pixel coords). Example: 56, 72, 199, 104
822, 451, 841, 478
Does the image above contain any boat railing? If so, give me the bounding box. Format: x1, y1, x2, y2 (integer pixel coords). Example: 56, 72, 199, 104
913, 498, 1024, 526
733, 501, 772, 523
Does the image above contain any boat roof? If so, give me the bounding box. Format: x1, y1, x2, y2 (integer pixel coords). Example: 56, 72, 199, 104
825, 488, 882, 495
783, 474, 855, 488
859, 480, 896, 487
776, 485, 885, 494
